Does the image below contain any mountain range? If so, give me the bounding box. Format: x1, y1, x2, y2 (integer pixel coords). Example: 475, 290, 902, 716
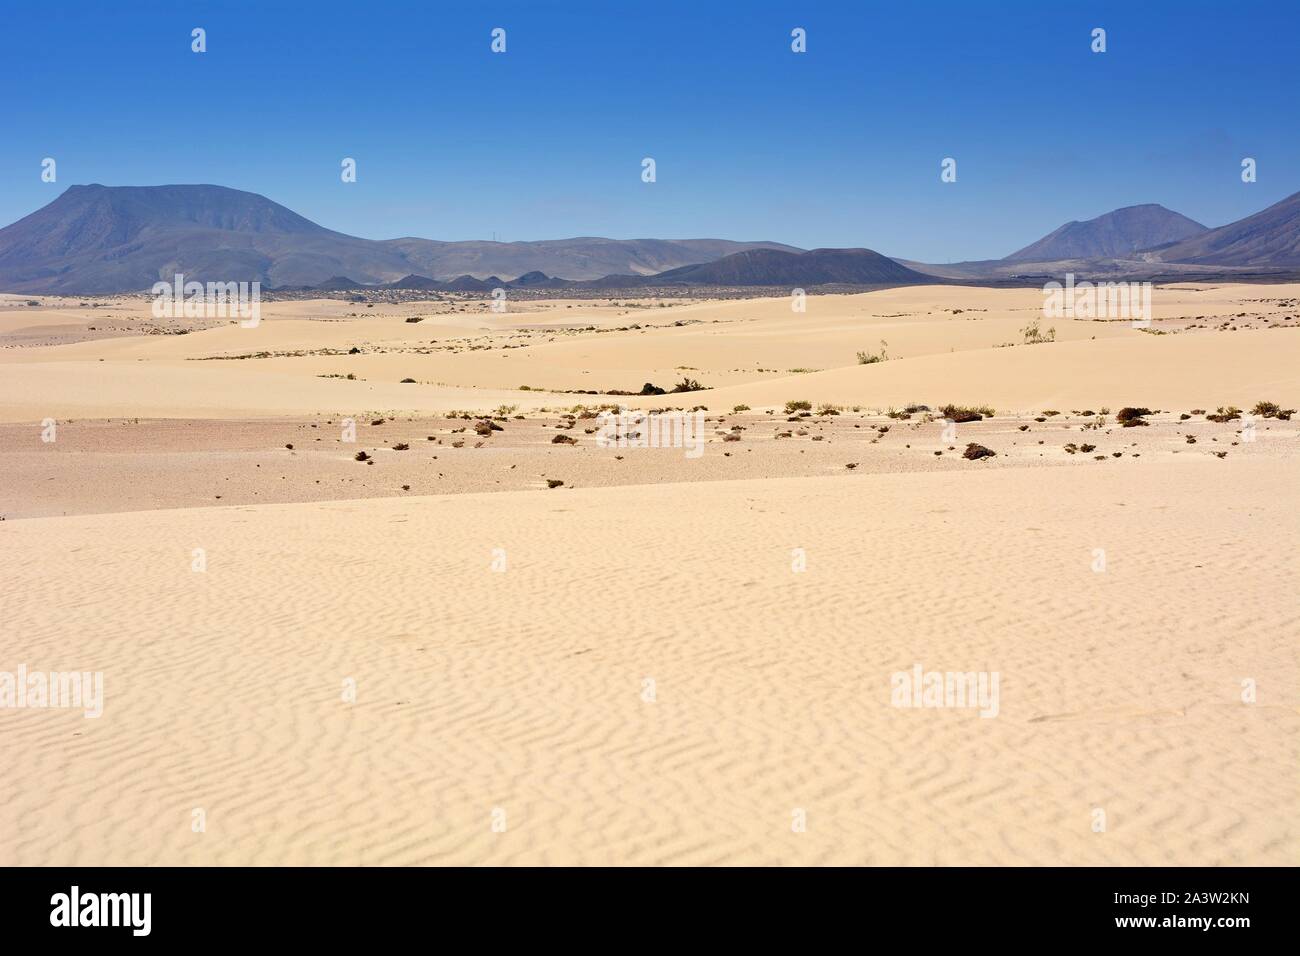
3, 183, 1300, 294
0, 185, 798, 294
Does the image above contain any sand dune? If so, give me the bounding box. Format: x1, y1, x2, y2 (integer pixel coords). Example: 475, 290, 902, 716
2, 460, 1296, 865
675, 327, 1300, 413
3, 285, 1297, 422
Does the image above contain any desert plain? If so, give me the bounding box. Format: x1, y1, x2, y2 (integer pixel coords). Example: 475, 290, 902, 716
1, 283, 1297, 865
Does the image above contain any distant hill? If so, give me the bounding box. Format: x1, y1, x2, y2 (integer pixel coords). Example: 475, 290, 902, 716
380, 236, 803, 285
600, 247, 931, 287
1006, 204, 1207, 261
0, 184, 801, 293
1153, 189, 1300, 266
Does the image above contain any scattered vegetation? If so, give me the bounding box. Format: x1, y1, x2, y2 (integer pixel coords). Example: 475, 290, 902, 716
1251, 400, 1294, 419
1206, 406, 1241, 423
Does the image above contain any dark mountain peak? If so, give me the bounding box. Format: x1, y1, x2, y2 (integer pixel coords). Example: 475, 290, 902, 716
512, 270, 551, 285
619, 246, 929, 287
69, 183, 329, 235
386, 274, 442, 290
314, 275, 362, 290
1006, 204, 1207, 261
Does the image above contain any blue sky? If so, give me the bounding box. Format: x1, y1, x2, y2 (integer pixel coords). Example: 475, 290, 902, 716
2, 0, 1296, 261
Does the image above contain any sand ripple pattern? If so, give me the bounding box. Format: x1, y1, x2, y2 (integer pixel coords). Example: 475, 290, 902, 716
1, 458, 1296, 865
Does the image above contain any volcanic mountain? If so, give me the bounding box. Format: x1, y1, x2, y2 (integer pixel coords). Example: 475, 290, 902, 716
598, 247, 931, 287
1005, 204, 1207, 261
0, 184, 801, 293
1152, 189, 1300, 266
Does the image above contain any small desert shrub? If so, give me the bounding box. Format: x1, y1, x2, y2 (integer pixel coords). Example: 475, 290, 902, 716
400, 377, 417, 383
552, 434, 576, 444
1116, 407, 1152, 424
816, 403, 841, 415
784, 400, 812, 414
671, 377, 705, 393
856, 339, 889, 364
732, 404, 751, 413
1251, 400, 1287, 418
940, 404, 993, 423
1021, 319, 1056, 344
1206, 406, 1241, 423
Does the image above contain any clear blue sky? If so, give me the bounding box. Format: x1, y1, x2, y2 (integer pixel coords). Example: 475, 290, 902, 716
2, 0, 1296, 261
